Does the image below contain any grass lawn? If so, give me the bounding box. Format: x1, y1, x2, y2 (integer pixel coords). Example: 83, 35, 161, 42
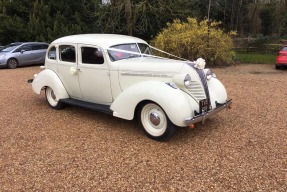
235, 52, 277, 64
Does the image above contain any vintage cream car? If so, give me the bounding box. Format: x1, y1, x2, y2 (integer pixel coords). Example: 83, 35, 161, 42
29, 34, 232, 141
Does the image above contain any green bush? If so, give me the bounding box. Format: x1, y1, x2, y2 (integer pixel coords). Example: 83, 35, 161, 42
152, 18, 235, 66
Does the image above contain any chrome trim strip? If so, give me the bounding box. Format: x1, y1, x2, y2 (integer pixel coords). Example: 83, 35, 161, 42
120, 72, 174, 78
185, 99, 232, 125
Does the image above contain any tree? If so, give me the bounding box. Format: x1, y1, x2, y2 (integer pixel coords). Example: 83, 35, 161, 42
93, 0, 196, 39
1, 0, 287, 45
260, 3, 274, 36
0, 0, 96, 44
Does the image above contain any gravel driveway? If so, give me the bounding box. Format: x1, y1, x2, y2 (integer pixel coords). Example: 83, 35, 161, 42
0, 64, 286, 191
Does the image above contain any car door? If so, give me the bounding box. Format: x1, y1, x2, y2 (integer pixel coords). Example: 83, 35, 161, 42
30, 43, 47, 64
56, 44, 83, 99
13, 44, 34, 65
77, 44, 113, 104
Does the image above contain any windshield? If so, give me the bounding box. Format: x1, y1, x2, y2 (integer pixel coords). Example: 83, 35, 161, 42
0, 43, 22, 52
108, 43, 152, 61
138, 43, 153, 55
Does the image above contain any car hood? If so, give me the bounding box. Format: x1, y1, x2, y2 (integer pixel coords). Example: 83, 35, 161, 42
118, 57, 185, 74
117, 57, 187, 90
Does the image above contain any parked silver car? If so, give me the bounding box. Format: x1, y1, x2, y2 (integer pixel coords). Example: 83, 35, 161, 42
0, 42, 48, 69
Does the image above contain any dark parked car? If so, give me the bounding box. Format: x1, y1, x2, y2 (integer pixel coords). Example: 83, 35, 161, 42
275, 45, 287, 69
0, 42, 48, 69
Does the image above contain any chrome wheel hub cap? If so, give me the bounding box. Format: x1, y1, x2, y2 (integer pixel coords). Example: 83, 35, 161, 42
51, 90, 56, 100
150, 112, 160, 126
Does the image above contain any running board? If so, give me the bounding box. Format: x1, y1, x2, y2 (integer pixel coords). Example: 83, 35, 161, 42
59, 98, 113, 115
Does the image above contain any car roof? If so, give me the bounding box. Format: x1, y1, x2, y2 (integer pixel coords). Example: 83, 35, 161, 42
51, 34, 148, 49
18, 42, 48, 44
9, 42, 48, 46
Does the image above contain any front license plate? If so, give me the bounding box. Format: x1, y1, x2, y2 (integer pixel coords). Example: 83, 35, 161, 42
199, 99, 209, 113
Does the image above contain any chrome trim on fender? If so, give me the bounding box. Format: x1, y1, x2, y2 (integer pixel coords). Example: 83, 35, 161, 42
185, 99, 232, 125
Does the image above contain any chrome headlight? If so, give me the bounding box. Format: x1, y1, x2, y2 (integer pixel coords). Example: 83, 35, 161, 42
184, 74, 191, 86
206, 69, 216, 80
172, 74, 192, 88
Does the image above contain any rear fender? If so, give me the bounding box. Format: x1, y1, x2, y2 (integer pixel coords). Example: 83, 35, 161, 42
32, 69, 69, 100
111, 81, 198, 127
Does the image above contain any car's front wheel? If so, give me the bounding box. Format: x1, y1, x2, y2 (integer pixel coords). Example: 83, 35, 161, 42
138, 102, 175, 141
45, 87, 65, 109
7, 58, 18, 69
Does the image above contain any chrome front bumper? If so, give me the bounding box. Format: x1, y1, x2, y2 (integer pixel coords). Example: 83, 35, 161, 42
185, 99, 232, 125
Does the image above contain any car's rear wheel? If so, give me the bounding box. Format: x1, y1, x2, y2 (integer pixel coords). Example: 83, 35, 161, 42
7, 58, 18, 69
275, 65, 281, 70
138, 102, 175, 141
45, 87, 65, 109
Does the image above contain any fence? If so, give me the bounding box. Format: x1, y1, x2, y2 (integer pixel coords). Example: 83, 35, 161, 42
233, 38, 286, 53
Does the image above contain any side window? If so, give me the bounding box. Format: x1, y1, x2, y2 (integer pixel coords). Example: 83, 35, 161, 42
59, 45, 75, 63
15, 44, 32, 52
32, 44, 43, 50
22, 44, 32, 51
42, 44, 49, 49
48, 46, 56, 60
81, 47, 104, 64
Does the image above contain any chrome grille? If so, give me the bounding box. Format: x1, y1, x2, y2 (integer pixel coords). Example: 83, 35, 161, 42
196, 68, 210, 100
186, 81, 206, 101
185, 62, 211, 104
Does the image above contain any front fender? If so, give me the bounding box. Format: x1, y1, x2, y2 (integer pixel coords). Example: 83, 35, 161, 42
32, 69, 69, 100
110, 81, 198, 127
207, 78, 228, 109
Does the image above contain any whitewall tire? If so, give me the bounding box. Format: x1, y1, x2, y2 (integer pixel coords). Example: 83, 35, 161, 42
45, 87, 65, 109
138, 102, 175, 141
